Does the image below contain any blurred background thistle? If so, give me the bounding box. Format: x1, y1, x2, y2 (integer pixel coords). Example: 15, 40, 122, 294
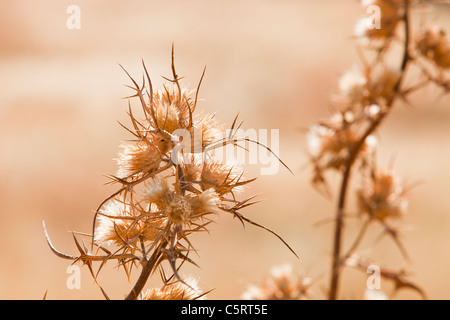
44, 47, 295, 300
305, 0, 447, 300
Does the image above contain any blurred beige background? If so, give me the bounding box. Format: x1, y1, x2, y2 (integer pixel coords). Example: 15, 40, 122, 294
1, 0, 450, 299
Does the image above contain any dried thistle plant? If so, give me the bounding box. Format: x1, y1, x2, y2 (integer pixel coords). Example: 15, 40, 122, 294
43, 46, 296, 300
242, 264, 316, 300
304, 0, 449, 300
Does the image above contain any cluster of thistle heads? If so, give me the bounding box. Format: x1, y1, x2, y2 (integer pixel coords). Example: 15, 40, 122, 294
242, 264, 315, 300
309, 0, 408, 231
94, 53, 295, 298
44, 46, 296, 300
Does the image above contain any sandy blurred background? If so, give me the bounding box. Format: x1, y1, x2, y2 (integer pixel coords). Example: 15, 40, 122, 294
1, 0, 450, 300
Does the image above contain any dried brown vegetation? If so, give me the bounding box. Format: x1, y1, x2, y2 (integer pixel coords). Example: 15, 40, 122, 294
44, 46, 295, 300
308, 0, 448, 300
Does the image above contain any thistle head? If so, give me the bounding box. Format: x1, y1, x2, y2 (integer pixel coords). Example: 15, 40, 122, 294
357, 169, 408, 221
140, 277, 205, 300
242, 264, 314, 300
416, 26, 450, 70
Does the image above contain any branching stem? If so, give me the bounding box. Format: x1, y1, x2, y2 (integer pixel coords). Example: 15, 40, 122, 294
328, 0, 410, 300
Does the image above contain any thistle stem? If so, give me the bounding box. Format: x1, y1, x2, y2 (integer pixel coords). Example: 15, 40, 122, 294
125, 240, 167, 300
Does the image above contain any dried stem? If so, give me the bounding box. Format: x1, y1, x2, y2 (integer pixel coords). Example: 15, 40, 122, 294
340, 217, 372, 265
328, 0, 411, 300
125, 240, 168, 300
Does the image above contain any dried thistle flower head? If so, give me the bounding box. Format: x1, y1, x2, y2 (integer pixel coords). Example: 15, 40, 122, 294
148, 83, 222, 153
44, 49, 296, 301
242, 264, 314, 300
200, 160, 247, 195
308, 123, 359, 170
143, 178, 219, 226
143, 178, 191, 225
140, 277, 205, 300
335, 65, 400, 108
416, 26, 450, 70
355, 0, 404, 46
368, 66, 401, 102
179, 153, 203, 182
337, 66, 368, 106
190, 188, 220, 216
151, 84, 193, 134
116, 139, 164, 179
94, 197, 164, 247
357, 169, 408, 221
190, 113, 223, 152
